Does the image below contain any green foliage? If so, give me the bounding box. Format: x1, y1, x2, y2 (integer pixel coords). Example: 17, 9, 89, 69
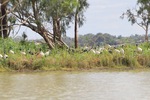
43, 0, 78, 22
0, 38, 150, 72
64, 33, 146, 47
76, 0, 89, 27
121, 0, 150, 41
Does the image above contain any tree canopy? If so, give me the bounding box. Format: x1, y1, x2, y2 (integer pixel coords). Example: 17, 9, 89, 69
121, 0, 150, 42
0, 0, 89, 49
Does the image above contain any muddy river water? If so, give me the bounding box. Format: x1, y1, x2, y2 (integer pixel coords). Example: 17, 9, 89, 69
0, 71, 150, 100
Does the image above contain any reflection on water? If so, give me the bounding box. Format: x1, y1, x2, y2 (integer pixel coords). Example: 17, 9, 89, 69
0, 71, 150, 100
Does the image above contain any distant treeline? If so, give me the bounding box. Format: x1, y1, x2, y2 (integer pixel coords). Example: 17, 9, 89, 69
63, 33, 149, 47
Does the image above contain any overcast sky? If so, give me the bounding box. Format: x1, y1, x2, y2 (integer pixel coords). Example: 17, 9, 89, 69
67, 0, 144, 38
15, 0, 144, 40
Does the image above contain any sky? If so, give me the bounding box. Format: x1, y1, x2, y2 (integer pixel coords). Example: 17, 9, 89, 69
14, 0, 144, 40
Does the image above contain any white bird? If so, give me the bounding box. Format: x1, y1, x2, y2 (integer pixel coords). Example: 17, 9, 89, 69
40, 51, 45, 57
3, 54, 8, 59
9, 47, 15, 54
90, 49, 101, 54
84, 46, 89, 50
0, 54, 3, 58
21, 51, 26, 55
120, 48, 124, 55
137, 47, 142, 53
136, 44, 142, 53
35, 42, 41, 46
108, 44, 112, 48
19, 48, 26, 55
45, 50, 50, 56
82, 46, 90, 52
114, 47, 120, 53
9, 50, 14, 54
90, 49, 96, 54
37, 48, 45, 57
98, 47, 105, 52
114, 49, 120, 53
95, 51, 101, 54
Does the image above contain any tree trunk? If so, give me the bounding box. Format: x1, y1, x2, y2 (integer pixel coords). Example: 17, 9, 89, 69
57, 19, 61, 41
0, 0, 8, 38
32, 0, 60, 48
41, 27, 68, 49
0, 17, 2, 38
74, 12, 78, 49
145, 24, 149, 42
42, 31, 55, 49
53, 18, 57, 43
23, 23, 68, 49
53, 17, 61, 43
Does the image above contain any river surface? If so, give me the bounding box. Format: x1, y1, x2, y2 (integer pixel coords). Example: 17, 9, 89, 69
0, 71, 150, 100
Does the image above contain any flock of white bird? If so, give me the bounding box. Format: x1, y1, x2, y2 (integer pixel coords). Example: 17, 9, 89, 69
0, 47, 51, 59
0, 43, 144, 59
82, 44, 143, 56
0, 53, 8, 59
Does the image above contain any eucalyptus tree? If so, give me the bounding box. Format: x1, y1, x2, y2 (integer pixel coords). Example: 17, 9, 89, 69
74, 0, 89, 48
43, 0, 78, 43
9, 0, 81, 49
121, 0, 150, 42
0, 0, 9, 38
43, 0, 89, 49
8, 0, 69, 49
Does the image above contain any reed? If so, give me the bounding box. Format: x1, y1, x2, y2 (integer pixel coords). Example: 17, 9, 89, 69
0, 38, 150, 72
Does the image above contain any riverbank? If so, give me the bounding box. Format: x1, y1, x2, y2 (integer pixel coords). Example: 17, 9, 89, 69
0, 38, 150, 72
0, 50, 150, 72
1, 65, 150, 73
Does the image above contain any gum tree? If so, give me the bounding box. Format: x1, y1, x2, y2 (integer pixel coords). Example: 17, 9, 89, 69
74, 0, 89, 48
9, 0, 78, 49
0, 0, 9, 38
43, 0, 78, 43
121, 0, 150, 42
43, 0, 89, 49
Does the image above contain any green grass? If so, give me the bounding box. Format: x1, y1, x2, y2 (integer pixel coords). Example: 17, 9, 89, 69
0, 38, 150, 72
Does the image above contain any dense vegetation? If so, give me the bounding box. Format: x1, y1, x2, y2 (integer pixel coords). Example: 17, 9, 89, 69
0, 36, 150, 72
64, 33, 149, 47
1, 0, 150, 49
0, 0, 89, 49
0, 0, 150, 72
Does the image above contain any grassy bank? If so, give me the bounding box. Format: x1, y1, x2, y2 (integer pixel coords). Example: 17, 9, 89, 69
0, 49, 150, 72
0, 38, 150, 72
